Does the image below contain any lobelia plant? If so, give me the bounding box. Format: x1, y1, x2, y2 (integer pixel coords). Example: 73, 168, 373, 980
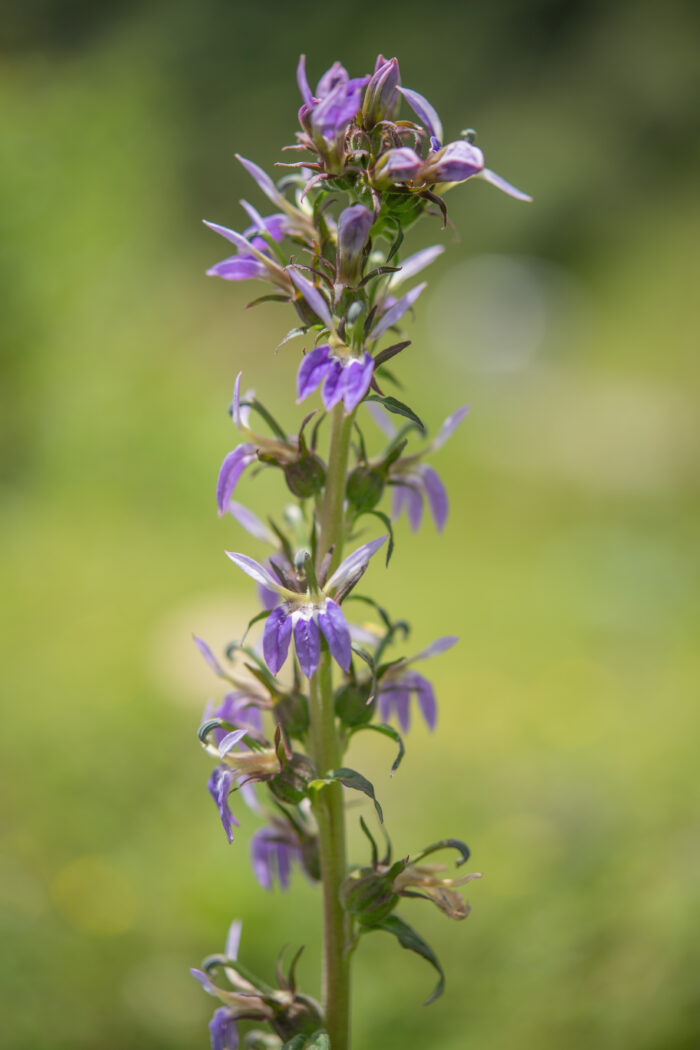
191, 53, 530, 1050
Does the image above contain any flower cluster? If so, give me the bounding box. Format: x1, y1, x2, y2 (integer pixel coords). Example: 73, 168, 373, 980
191, 51, 529, 1050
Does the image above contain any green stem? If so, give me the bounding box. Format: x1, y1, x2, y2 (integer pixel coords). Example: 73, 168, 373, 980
318, 402, 354, 575
309, 400, 354, 1050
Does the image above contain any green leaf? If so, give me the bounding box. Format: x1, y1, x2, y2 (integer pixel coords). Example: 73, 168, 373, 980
349, 723, 405, 776
373, 340, 411, 368
355, 509, 394, 565
245, 293, 290, 309
326, 767, 383, 823
366, 395, 425, 434
376, 915, 445, 1004
242, 607, 273, 643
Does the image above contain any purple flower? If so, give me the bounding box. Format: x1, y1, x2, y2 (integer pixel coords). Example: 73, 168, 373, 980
203, 220, 292, 289
225, 536, 387, 679
209, 1008, 239, 1050
297, 344, 374, 413
421, 140, 532, 202
250, 825, 303, 891
369, 402, 470, 531
377, 636, 458, 732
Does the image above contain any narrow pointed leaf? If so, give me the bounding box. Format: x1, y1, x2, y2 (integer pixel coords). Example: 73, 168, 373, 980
376, 915, 445, 1004
326, 767, 383, 823
366, 395, 425, 434
349, 722, 405, 775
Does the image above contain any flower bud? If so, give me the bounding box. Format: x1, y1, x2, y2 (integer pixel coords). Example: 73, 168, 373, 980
346, 465, 385, 512
372, 147, 422, 188
420, 140, 485, 184
268, 753, 314, 805
335, 680, 374, 727
341, 869, 399, 926
362, 56, 401, 128
270, 994, 325, 1042
336, 204, 373, 286
274, 691, 310, 739
284, 453, 326, 499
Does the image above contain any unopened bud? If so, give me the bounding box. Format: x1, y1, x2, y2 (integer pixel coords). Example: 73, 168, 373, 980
362, 56, 401, 128
274, 691, 310, 739
372, 147, 422, 188
346, 465, 385, 512
268, 753, 313, 805
336, 204, 373, 286
335, 681, 374, 727
284, 453, 326, 499
421, 140, 485, 184
341, 869, 399, 925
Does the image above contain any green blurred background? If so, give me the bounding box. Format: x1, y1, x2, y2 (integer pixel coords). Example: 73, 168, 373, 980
2, 0, 699, 1047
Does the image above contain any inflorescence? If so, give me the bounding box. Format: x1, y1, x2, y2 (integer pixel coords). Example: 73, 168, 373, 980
191, 53, 529, 1050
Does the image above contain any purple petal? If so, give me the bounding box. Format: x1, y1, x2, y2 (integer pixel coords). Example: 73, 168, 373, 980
317, 599, 352, 671
231, 372, 243, 428
413, 636, 459, 661
341, 354, 374, 412
433, 405, 470, 450
218, 728, 249, 758
479, 167, 533, 202
320, 359, 345, 411
225, 551, 282, 592
227, 501, 275, 544
276, 841, 292, 890
203, 219, 250, 250
296, 54, 314, 106
216, 693, 263, 734
311, 77, 367, 141
297, 345, 332, 401
207, 256, 268, 281
381, 684, 411, 733
413, 673, 437, 730
235, 154, 285, 208
316, 61, 349, 98
389, 245, 444, 290
191, 968, 217, 996
217, 446, 256, 514
210, 1007, 239, 1050
293, 613, 321, 678
289, 269, 333, 328
208, 766, 239, 844
421, 465, 449, 531
250, 830, 273, 890
193, 635, 225, 676
225, 920, 242, 961
393, 481, 424, 531
397, 86, 444, 143
326, 535, 388, 591
262, 606, 292, 675
371, 282, 426, 340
